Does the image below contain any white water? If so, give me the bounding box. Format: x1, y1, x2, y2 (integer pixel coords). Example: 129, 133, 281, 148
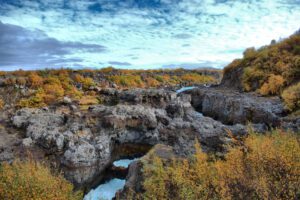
83, 178, 125, 200
113, 158, 137, 168
83, 158, 137, 200
176, 86, 196, 93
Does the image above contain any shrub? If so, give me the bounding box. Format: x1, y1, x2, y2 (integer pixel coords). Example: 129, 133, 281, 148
223, 33, 300, 94
0, 160, 82, 200
109, 75, 145, 88
18, 89, 46, 108
282, 82, 300, 111
79, 95, 99, 105
43, 83, 65, 104
0, 99, 4, 109
181, 73, 215, 84
74, 74, 95, 90
16, 77, 27, 86
144, 77, 160, 87
28, 72, 44, 88
259, 74, 285, 95
0, 71, 6, 76
142, 130, 300, 200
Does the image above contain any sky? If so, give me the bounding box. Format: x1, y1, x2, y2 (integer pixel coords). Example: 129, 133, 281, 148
0, 0, 299, 71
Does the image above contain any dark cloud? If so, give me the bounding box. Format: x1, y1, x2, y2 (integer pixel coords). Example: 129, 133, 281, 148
0, 21, 107, 69
173, 33, 193, 39
182, 44, 191, 47
108, 61, 132, 66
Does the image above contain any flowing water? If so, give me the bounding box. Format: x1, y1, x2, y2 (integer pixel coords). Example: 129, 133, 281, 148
83, 158, 137, 200
176, 86, 196, 93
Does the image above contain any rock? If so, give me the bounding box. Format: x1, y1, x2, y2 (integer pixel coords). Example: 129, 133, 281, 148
63, 141, 97, 167
12, 108, 66, 152
90, 105, 158, 131
63, 97, 72, 104
9, 87, 297, 188
22, 137, 33, 147
118, 144, 175, 198
187, 87, 284, 126
70, 105, 77, 111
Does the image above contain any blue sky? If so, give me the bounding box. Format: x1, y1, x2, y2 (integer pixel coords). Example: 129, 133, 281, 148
0, 0, 299, 70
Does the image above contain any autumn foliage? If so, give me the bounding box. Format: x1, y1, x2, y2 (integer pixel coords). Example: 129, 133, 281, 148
0, 160, 82, 200
223, 31, 300, 112
281, 82, 300, 111
142, 130, 300, 200
0, 99, 4, 109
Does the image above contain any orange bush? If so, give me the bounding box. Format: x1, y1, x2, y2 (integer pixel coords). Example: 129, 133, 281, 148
181, 73, 215, 84
281, 82, 300, 111
259, 74, 285, 95
144, 77, 160, 87
16, 77, 27, 86
224, 32, 300, 96
0, 160, 82, 200
28, 72, 44, 88
74, 74, 95, 89
0, 99, 4, 109
109, 75, 145, 88
142, 130, 300, 200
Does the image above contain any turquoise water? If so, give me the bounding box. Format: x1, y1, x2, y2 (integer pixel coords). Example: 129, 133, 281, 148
176, 86, 196, 93
83, 159, 136, 200
113, 158, 137, 168
83, 178, 126, 200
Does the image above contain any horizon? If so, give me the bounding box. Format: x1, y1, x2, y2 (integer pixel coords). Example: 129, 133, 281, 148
0, 0, 300, 71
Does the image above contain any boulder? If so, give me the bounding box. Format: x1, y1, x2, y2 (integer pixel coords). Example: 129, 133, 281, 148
187, 87, 284, 126
63, 141, 97, 168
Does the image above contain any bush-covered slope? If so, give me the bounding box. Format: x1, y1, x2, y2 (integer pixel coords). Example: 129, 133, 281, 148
222, 30, 300, 112
0, 160, 82, 200
139, 130, 300, 200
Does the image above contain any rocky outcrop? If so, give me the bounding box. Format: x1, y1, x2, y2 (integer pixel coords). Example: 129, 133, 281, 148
117, 144, 175, 199
186, 87, 285, 127
220, 65, 244, 91
10, 88, 272, 188
99, 88, 177, 108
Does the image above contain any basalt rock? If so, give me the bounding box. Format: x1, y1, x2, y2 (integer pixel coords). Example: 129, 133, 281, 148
186, 87, 285, 127
10, 89, 273, 188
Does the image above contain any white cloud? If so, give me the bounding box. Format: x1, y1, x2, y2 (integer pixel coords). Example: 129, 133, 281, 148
0, 0, 299, 69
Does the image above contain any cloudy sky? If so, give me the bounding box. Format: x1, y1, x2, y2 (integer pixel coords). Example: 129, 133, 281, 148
0, 0, 299, 70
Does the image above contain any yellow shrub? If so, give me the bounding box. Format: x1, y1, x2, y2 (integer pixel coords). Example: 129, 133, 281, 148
28, 72, 44, 88
181, 73, 215, 84
0, 71, 6, 76
79, 95, 99, 105
0, 99, 4, 109
74, 74, 95, 89
144, 77, 160, 87
282, 82, 300, 111
259, 74, 285, 95
0, 160, 82, 200
142, 130, 300, 200
216, 130, 300, 200
43, 83, 65, 104
18, 89, 46, 108
109, 75, 145, 88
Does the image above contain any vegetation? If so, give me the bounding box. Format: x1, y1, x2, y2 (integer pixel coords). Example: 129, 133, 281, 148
0, 68, 219, 108
0, 160, 82, 200
282, 82, 300, 111
142, 130, 300, 200
223, 31, 300, 112
0, 99, 4, 109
